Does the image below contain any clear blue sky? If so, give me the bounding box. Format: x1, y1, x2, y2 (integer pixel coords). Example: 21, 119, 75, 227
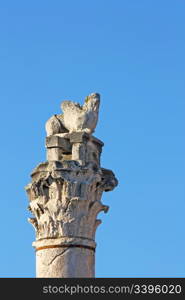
0, 0, 184, 278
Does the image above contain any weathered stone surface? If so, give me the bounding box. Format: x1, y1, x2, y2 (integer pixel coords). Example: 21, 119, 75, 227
26, 93, 118, 278
61, 93, 100, 134
69, 132, 88, 143
45, 114, 68, 136
46, 147, 63, 161
26, 161, 112, 240
35, 247, 95, 278
33, 237, 96, 278
45, 93, 100, 136
45, 131, 104, 167
46, 135, 71, 151
71, 143, 86, 165
46, 135, 72, 161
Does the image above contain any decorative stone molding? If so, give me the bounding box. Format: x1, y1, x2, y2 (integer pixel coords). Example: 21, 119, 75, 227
26, 93, 118, 277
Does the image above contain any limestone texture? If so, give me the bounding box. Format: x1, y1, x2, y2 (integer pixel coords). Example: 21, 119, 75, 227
26, 93, 118, 278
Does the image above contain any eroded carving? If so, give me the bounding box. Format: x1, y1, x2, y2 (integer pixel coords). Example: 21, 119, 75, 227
26, 92, 118, 277
26, 161, 117, 240
45, 93, 100, 136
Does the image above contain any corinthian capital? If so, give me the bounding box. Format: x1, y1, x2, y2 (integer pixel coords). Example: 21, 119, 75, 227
26, 161, 117, 241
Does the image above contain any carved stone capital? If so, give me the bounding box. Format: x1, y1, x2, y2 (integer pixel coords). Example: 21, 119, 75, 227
26, 161, 117, 242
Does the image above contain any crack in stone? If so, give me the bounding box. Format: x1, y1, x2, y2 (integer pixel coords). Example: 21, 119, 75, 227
48, 248, 69, 266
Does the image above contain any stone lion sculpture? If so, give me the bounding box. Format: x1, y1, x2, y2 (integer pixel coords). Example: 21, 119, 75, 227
46, 93, 100, 136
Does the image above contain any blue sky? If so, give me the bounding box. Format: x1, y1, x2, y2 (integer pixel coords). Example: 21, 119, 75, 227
0, 0, 184, 277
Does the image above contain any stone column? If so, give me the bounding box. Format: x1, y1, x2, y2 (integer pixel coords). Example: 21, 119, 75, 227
26, 93, 118, 278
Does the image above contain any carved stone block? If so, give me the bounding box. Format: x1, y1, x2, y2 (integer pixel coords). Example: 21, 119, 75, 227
69, 132, 89, 143
46, 136, 71, 153
46, 136, 72, 162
